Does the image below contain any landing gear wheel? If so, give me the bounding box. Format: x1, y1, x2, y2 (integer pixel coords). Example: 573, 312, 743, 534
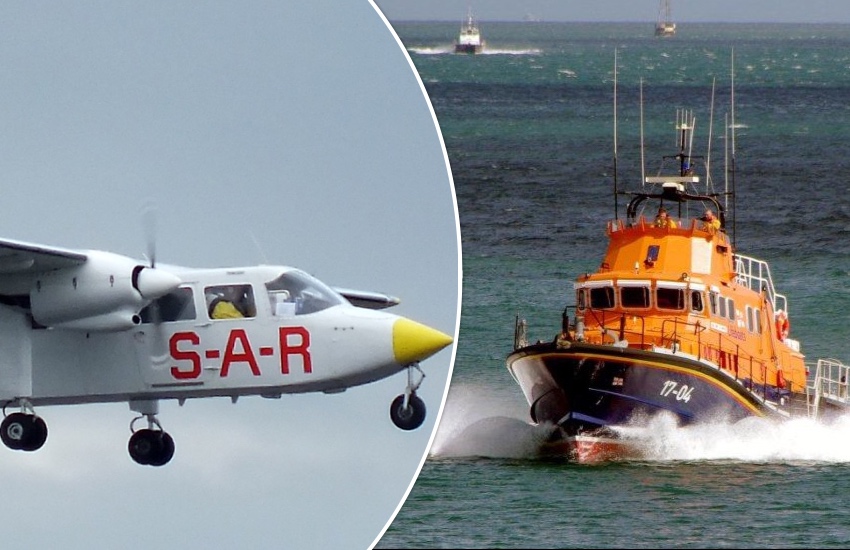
128, 429, 175, 466
390, 393, 427, 430
1, 413, 48, 452
21, 416, 48, 451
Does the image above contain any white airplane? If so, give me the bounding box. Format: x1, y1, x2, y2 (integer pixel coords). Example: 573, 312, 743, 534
0, 236, 453, 466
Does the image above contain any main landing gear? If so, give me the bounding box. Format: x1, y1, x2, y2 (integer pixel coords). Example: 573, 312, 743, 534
0, 402, 47, 452
390, 363, 427, 431
128, 399, 174, 467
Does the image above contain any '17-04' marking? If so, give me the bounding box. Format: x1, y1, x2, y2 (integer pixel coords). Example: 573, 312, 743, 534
660, 380, 694, 403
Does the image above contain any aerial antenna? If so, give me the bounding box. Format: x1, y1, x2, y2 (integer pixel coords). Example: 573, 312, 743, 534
640, 78, 645, 189
706, 77, 716, 191
730, 48, 737, 246
687, 114, 696, 168
248, 230, 270, 265
613, 48, 619, 220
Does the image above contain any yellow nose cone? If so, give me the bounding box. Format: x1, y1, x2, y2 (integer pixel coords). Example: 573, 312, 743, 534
392, 318, 454, 365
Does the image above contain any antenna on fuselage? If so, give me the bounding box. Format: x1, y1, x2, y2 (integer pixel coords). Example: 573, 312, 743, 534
248, 230, 270, 265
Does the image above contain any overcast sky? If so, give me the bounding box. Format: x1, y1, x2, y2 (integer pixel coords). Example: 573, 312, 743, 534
0, 2, 458, 549
374, 0, 850, 23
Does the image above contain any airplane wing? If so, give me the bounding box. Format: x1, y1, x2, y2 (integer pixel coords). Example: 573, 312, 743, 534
333, 287, 401, 310
0, 237, 87, 275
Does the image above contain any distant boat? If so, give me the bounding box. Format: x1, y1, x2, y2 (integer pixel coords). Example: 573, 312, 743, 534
655, 0, 676, 37
455, 9, 484, 54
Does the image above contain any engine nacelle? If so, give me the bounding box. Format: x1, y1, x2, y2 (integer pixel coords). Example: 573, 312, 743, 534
29, 250, 180, 331
49, 310, 142, 331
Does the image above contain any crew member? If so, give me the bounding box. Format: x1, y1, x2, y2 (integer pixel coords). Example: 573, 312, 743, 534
702, 209, 721, 233
655, 207, 677, 229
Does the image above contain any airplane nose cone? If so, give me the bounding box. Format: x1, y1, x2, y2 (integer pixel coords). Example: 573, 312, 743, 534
136, 267, 181, 300
392, 318, 453, 365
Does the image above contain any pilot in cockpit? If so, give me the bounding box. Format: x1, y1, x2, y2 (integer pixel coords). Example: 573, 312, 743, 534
208, 285, 254, 319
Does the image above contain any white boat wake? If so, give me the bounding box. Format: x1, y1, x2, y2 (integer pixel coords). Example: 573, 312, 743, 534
433, 384, 850, 463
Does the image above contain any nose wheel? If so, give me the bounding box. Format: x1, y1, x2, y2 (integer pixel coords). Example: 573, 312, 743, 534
390, 363, 427, 430
0, 402, 48, 452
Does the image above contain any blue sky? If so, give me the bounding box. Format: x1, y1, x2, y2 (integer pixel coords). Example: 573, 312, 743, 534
375, 0, 849, 23
0, 2, 458, 549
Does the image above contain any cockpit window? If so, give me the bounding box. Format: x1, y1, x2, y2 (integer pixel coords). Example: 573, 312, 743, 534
265, 270, 345, 316
140, 287, 196, 323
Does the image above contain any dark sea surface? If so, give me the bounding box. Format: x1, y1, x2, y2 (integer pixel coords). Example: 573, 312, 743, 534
378, 22, 850, 549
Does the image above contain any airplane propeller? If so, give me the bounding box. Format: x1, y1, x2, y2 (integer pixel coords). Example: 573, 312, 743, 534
139, 203, 174, 364
143, 202, 158, 269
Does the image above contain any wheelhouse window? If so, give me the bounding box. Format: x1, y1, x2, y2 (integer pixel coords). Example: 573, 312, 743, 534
265, 270, 346, 316
588, 286, 615, 309
140, 287, 196, 323
727, 299, 736, 321
656, 282, 686, 311
620, 285, 650, 309
205, 284, 256, 320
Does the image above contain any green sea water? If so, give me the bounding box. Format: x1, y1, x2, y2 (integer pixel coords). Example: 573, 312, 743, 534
379, 22, 850, 549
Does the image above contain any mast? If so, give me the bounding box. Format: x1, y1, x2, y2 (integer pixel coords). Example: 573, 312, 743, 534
730, 49, 737, 246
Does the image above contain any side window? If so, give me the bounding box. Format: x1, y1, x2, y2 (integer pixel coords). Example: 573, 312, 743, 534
709, 291, 718, 316
576, 289, 587, 311
727, 299, 736, 321
746, 306, 753, 332
205, 284, 256, 320
690, 290, 704, 313
621, 286, 650, 308
589, 287, 615, 309
754, 309, 762, 334
718, 296, 727, 319
140, 287, 196, 323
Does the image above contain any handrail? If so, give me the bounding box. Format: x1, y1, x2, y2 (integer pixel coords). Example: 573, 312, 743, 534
733, 253, 788, 315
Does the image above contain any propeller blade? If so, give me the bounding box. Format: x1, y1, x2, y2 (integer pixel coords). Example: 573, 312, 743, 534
141, 202, 158, 268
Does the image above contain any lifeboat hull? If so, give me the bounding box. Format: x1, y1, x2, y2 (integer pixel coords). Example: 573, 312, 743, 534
508, 341, 802, 463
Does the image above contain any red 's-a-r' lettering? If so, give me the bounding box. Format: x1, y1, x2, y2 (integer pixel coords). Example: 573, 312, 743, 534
279, 326, 312, 374
170, 332, 201, 380
221, 329, 261, 377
